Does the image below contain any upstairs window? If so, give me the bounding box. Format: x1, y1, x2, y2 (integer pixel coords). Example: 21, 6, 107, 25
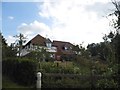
62, 46, 68, 50
46, 43, 52, 48
65, 46, 68, 50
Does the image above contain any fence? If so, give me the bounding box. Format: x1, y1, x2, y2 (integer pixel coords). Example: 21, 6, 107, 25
37, 72, 119, 88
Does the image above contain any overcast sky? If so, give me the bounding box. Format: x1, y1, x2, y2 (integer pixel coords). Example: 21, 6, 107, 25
2, 0, 118, 47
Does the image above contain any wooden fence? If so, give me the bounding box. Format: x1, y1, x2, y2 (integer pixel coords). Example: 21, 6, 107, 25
40, 73, 119, 88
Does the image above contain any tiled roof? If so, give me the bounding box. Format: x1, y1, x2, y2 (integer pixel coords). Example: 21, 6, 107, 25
45, 38, 52, 43
53, 40, 74, 55
53, 40, 73, 47
25, 34, 46, 46
24, 35, 75, 55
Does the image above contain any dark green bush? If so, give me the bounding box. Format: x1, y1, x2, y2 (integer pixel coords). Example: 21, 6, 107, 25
42, 74, 91, 88
2, 58, 37, 86
96, 78, 118, 88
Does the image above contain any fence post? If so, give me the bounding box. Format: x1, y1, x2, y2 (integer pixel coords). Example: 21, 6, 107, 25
37, 72, 42, 89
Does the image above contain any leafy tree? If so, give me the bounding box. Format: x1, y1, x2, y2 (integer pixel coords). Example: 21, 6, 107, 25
13, 33, 27, 57
0, 33, 16, 59
79, 44, 90, 59
96, 1, 120, 88
87, 41, 112, 61
72, 44, 80, 54
110, 0, 120, 30
25, 46, 52, 62
103, 33, 116, 63
87, 43, 98, 57
109, 0, 120, 63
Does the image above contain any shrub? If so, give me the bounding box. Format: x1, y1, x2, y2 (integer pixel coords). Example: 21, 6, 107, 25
2, 58, 37, 86
38, 62, 80, 74
96, 78, 118, 88
42, 73, 91, 88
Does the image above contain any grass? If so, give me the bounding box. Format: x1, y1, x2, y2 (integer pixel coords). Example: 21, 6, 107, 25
2, 75, 34, 89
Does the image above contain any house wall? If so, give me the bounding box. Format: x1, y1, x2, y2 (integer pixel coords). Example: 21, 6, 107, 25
21, 43, 57, 57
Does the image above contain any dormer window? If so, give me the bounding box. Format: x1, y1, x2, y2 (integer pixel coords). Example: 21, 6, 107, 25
46, 43, 52, 48
46, 38, 52, 48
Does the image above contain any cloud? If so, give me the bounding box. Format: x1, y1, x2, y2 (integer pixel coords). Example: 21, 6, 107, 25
6, 35, 16, 46
8, 16, 14, 20
85, 2, 115, 18
38, 0, 115, 47
6, 20, 53, 46
17, 20, 52, 43
6, 0, 115, 47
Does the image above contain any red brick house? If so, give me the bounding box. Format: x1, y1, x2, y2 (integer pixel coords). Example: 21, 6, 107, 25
53, 40, 75, 61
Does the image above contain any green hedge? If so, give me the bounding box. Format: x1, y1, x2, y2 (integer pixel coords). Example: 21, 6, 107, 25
2, 58, 37, 86
42, 74, 91, 88
38, 62, 91, 75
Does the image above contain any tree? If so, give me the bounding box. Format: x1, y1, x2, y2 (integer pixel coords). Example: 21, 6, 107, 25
110, 0, 120, 62
111, 0, 120, 30
25, 46, 52, 62
13, 33, 27, 57
87, 41, 113, 62
102, 33, 116, 63
72, 44, 80, 55
87, 43, 98, 57
0, 33, 16, 59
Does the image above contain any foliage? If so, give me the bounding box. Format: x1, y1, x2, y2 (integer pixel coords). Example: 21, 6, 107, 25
25, 47, 54, 62
111, 33, 120, 63
42, 73, 91, 88
94, 1, 120, 87
72, 44, 80, 54
87, 42, 112, 61
37, 61, 90, 75
72, 44, 90, 59
75, 56, 91, 68
110, 0, 120, 30
61, 54, 75, 61
96, 79, 118, 88
0, 33, 17, 59
110, 0, 120, 62
2, 76, 32, 88
13, 33, 27, 57
2, 58, 37, 86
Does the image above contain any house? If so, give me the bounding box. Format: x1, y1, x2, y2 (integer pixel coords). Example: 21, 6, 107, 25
53, 40, 75, 61
20, 34, 76, 61
20, 34, 57, 58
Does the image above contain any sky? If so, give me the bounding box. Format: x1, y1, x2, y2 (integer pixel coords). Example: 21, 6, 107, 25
1, 0, 118, 47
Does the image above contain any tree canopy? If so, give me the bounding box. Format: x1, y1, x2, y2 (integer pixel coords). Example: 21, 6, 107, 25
1, 33, 16, 59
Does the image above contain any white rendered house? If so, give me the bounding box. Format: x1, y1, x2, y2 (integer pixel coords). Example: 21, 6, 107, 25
20, 34, 57, 57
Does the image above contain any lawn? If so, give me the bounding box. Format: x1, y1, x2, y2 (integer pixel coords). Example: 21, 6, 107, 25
2, 75, 35, 89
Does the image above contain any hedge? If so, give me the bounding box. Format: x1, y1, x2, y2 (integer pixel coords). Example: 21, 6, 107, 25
2, 58, 37, 86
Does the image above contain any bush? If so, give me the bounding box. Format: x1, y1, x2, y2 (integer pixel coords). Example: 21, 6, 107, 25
38, 61, 92, 75
96, 78, 118, 88
42, 73, 91, 88
2, 58, 37, 86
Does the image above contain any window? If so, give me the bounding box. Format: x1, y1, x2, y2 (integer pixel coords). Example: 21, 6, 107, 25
46, 43, 52, 48
65, 47, 68, 50
62, 46, 68, 50
62, 46, 65, 50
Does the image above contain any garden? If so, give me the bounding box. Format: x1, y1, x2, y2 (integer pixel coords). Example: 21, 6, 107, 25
2, 56, 119, 89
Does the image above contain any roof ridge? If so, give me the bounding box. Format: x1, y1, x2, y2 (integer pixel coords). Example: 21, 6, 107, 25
53, 40, 70, 43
